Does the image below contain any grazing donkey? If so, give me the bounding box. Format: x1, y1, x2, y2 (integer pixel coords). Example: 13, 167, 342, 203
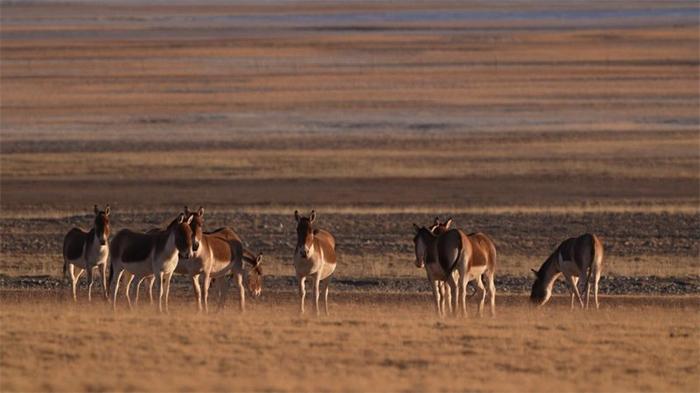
530, 233, 604, 309
108, 213, 194, 312
62, 204, 111, 302
413, 222, 497, 317
293, 210, 336, 316
179, 206, 264, 312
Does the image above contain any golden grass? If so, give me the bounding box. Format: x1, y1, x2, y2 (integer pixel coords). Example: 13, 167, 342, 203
1, 291, 698, 392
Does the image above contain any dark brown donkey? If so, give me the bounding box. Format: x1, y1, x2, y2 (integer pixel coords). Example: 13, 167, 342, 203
413, 221, 497, 317
530, 233, 604, 309
63, 204, 111, 302
108, 213, 194, 312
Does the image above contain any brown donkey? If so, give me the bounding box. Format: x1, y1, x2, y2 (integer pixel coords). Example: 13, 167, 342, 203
293, 210, 336, 316
530, 233, 604, 309
62, 204, 111, 302
413, 222, 497, 317
178, 206, 263, 312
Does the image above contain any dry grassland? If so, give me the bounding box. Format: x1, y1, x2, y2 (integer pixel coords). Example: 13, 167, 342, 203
1, 292, 698, 393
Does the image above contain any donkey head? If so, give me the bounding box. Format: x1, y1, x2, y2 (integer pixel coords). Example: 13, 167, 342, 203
294, 210, 318, 259
246, 253, 264, 297
93, 204, 111, 246
412, 224, 435, 268
172, 212, 195, 259
529, 253, 560, 306
429, 216, 453, 235
184, 206, 204, 255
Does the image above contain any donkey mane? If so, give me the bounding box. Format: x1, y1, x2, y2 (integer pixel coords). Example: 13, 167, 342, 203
536, 252, 557, 277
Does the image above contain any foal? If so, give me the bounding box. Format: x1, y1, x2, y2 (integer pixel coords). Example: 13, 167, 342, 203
530, 233, 604, 309
293, 210, 336, 316
62, 204, 111, 302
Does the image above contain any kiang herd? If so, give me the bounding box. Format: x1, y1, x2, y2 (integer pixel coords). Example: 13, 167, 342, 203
63, 204, 604, 317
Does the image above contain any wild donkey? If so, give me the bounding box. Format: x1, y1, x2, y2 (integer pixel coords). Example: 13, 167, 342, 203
122, 209, 263, 311
429, 217, 454, 313
530, 233, 604, 309
293, 210, 336, 316
108, 213, 194, 312
179, 206, 263, 312
413, 219, 497, 317
62, 204, 111, 302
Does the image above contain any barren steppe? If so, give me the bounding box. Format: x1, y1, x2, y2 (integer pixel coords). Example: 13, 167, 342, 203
1, 0, 699, 392
1, 292, 699, 393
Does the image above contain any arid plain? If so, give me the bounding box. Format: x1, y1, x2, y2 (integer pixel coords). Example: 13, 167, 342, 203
1, 1, 699, 392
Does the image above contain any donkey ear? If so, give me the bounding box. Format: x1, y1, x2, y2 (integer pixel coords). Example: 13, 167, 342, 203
256, 253, 263, 265
294, 210, 300, 222
177, 212, 186, 224
309, 210, 316, 223
413, 223, 421, 234
94, 204, 99, 215
104, 205, 111, 216
186, 214, 194, 225
197, 206, 204, 217
434, 216, 440, 226
444, 218, 453, 229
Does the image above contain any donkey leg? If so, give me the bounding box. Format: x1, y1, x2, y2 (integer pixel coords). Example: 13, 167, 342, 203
565, 274, 584, 309
124, 273, 135, 309
298, 276, 307, 315
584, 276, 591, 309
163, 272, 173, 314
191, 274, 202, 312
321, 278, 330, 316
67, 264, 79, 302
236, 273, 245, 312
458, 274, 469, 317
110, 268, 124, 311
431, 281, 443, 317
476, 275, 486, 317
569, 276, 579, 310
438, 283, 445, 315
86, 265, 95, 303
443, 282, 453, 316
202, 273, 211, 313
313, 273, 321, 317
148, 276, 155, 306
156, 271, 165, 313
134, 277, 144, 306
487, 272, 496, 317
447, 275, 458, 318
101, 262, 109, 300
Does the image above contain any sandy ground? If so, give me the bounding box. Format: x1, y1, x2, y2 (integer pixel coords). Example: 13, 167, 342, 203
1, 291, 698, 393
1, 1, 699, 392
